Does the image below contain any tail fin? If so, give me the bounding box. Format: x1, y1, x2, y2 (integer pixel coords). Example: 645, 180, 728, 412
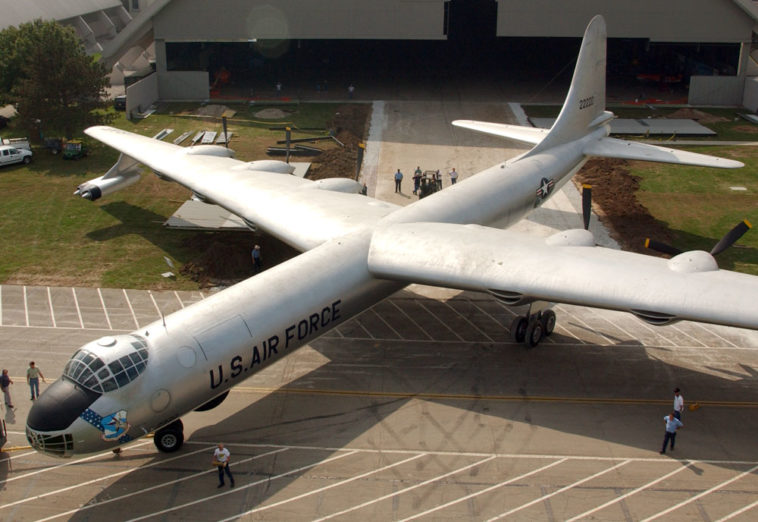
528, 15, 609, 155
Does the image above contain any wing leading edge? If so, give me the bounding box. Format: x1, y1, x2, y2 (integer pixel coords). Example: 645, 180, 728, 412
84, 126, 398, 251
367, 223, 758, 330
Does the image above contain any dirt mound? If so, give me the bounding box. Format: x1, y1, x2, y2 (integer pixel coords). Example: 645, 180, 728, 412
575, 159, 672, 255
254, 108, 290, 120
195, 105, 234, 118
666, 108, 728, 124
180, 232, 298, 288
307, 104, 370, 181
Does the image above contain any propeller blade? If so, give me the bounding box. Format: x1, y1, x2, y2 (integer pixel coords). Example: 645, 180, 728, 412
644, 238, 682, 257
710, 219, 752, 256
582, 184, 592, 230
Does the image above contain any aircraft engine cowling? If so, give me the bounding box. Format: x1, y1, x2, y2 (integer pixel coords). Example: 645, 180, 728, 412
74, 152, 142, 201
184, 145, 235, 158
74, 172, 141, 201
308, 178, 365, 194
243, 160, 295, 174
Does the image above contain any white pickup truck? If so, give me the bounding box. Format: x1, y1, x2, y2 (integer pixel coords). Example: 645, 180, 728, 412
1, 137, 31, 150
0, 144, 32, 167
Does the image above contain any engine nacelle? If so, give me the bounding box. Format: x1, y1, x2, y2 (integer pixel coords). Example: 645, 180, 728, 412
74, 153, 141, 201
185, 145, 235, 158
307, 178, 365, 194
75, 173, 141, 201
238, 160, 295, 174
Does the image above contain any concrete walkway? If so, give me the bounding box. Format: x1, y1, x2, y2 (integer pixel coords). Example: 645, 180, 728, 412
361, 99, 619, 248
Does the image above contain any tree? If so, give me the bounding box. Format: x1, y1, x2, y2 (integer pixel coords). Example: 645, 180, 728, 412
0, 19, 110, 139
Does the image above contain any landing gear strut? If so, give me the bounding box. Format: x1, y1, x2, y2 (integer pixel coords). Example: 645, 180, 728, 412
154, 419, 184, 453
510, 302, 555, 348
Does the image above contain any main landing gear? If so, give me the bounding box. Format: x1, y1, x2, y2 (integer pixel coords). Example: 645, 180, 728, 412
510, 302, 555, 348
154, 419, 184, 452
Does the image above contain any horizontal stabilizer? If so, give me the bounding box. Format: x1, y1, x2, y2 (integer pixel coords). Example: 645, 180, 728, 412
584, 137, 744, 168
452, 120, 547, 145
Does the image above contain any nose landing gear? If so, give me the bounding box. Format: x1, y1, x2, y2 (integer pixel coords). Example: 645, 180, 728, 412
154, 419, 184, 452
510, 302, 556, 348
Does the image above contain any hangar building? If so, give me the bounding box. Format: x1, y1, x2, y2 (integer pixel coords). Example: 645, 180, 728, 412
3, 1, 758, 109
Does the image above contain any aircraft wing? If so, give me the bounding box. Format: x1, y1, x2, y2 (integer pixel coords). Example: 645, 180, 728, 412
452, 120, 548, 145
85, 126, 398, 251
584, 137, 744, 168
367, 223, 758, 330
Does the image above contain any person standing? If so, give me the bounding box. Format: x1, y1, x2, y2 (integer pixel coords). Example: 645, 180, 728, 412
449, 167, 459, 185
435, 169, 442, 190
348, 84, 355, 99
660, 411, 683, 454
394, 169, 403, 193
213, 443, 235, 488
1, 369, 14, 409
412, 166, 422, 195
252, 244, 262, 273
673, 388, 684, 420
27, 361, 45, 401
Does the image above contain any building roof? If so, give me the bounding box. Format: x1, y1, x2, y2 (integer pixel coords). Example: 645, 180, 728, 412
0, 0, 122, 31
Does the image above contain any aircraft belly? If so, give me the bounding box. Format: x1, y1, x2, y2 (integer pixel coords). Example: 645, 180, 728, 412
134, 231, 403, 426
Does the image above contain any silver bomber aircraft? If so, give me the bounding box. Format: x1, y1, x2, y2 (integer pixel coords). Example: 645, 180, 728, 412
26, 16, 757, 457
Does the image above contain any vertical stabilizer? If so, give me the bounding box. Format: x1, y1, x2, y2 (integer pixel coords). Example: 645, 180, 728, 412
528, 15, 607, 155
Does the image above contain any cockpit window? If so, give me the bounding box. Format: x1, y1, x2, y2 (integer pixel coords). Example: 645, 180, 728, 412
63, 335, 149, 393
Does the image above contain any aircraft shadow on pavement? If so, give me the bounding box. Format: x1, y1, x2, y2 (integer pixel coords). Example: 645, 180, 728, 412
68, 297, 758, 519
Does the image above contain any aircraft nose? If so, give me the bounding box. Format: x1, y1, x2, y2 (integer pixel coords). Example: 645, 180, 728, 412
26, 378, 101, 457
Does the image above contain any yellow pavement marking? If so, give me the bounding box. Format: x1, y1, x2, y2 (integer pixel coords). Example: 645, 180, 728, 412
231, 386, 758, 407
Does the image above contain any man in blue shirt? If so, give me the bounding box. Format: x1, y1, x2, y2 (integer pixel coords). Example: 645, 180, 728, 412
660, 411, 683, 454
394, 169, 403, 193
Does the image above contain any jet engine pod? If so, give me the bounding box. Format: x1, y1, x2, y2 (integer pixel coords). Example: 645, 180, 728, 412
74, 173, 141, 201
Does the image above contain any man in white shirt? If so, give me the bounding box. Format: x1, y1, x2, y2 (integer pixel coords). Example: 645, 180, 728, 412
213, 443, 235, 488
449, 168, 458, 185
673, 388, 684, 420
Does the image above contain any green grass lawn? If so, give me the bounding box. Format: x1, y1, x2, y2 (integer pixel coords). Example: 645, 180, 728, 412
1, 102, 757, 289
631, 145, 758, 275
0, 102, 347, 289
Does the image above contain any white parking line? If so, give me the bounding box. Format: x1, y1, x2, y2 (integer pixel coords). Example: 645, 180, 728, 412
389, 299, 433, 340
641, 463, 758, 522
23, 285, 29, 327
400, 458, 567, 522
488, 459, 631, 520
148, 290, 162, 318
97, 288, 113, 330
555, 304, 617, 345
668, 323, 708, 348
442, 300, 495, 343
2, 445, 213, 512
566, 460, 697, 521
71, 288, 84, 329
123, 289, 140, 329
220, 453, 427, 521
173, 291, 185, 309
0, 441, 152, 490
46, 287, 56, 328
418, 300, 465, 342
717, 498, 758, 521
127, 449, 358, 522
314, 455, 498, 521
692, 322, 738, 349
37, 446, 289, 522
353, 317, 376, 339
369, 307, 405, 339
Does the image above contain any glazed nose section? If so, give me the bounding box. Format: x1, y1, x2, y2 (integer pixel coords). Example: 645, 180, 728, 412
26, 378, 101, 457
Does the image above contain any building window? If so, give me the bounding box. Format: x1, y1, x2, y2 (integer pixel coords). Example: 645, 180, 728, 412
132, 0, 140, 10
